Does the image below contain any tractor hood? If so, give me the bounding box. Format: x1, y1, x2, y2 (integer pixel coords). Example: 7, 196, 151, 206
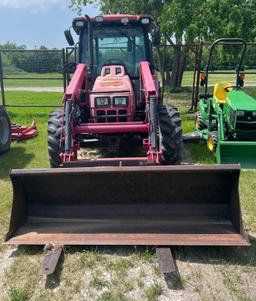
227, 90, 256, 111
92, 65, 133, 94
93, 76, 132, 93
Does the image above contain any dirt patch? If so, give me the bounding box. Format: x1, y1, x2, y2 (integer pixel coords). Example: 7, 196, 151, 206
5, 87, 63, 92
0, 248, 18, 273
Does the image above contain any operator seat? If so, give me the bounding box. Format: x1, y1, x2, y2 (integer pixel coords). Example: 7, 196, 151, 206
213, 82, 232, 104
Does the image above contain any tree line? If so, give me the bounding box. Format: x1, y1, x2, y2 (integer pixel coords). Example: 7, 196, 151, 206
69, 0, 256, 87
0, 42, 63, 74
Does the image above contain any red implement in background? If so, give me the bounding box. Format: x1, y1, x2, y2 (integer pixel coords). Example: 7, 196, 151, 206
11, 120, 38, 141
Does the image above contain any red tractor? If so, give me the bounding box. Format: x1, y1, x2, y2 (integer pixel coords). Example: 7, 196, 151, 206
5, 15, 249, 265
48, 15, 182, 167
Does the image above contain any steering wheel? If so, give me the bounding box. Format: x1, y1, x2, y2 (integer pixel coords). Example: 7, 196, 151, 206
224, 86, 237, 92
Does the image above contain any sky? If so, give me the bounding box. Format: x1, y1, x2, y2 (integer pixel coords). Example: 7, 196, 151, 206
0, 0, 100, 48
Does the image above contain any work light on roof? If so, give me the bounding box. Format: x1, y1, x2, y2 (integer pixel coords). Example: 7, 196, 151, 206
95, 16, 104, 22
141, 18, 150, 24
75, 21, 84, 27
121, 17, 129, 24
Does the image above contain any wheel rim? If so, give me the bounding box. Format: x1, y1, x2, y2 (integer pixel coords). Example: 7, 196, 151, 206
0, 116, 9, 144
195, 116, 199, 129
207, 136, 214, 152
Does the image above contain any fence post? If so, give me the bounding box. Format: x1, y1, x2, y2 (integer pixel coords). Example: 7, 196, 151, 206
62, 48, 67, 92
0, 51, 6, 107
190, 44, 198, 113
192, 42, 203, 112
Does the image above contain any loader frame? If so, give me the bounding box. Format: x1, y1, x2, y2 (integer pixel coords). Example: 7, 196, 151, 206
61, 62, 161, 166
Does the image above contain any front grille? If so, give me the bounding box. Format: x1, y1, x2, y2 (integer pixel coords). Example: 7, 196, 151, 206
119, 110, 127, 115
95, 109, 128, 122
107, 110, 117, 116
236, 122, 256, 131
237, 111, 256, 122
97, 110, 105, 116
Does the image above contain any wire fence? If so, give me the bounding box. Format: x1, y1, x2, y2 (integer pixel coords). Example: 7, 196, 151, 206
1, 42, 256, 110
190, 42, 256, 111
0, 49, 66, 108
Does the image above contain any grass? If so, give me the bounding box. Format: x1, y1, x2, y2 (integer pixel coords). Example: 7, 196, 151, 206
180, 70, 256, 87
0, 90, 255, 300
144, 283, 163, 301
3, 72, 64, 88
3, 69, 256, 89
8, 287, 30, 301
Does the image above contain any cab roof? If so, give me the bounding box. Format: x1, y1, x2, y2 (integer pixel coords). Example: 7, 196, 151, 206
72, 14, 154, 33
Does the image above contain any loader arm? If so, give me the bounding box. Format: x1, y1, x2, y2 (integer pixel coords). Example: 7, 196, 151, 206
62, 64, 88, 162
64, 64, 88, 101
139, 61, 161, 162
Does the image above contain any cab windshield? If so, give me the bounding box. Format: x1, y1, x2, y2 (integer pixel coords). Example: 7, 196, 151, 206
80, 26, 147, 77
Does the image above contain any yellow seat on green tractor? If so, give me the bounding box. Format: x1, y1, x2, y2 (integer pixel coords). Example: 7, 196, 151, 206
213, 82, 232, 104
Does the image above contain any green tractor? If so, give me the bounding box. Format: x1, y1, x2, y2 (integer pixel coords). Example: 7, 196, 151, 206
195, 38, 256, 168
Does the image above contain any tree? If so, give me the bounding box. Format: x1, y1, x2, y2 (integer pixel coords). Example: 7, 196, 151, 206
69, 0, 256, 87
0, 42, 63, 75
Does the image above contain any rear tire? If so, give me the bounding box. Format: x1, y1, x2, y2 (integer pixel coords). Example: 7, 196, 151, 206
48, 110, 65, 167
158, 105, 182, 165
0, 108, 11, 154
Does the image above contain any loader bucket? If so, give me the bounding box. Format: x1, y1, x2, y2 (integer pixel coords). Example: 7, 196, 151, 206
216, 141, 256, 169
5, 165, 249, 247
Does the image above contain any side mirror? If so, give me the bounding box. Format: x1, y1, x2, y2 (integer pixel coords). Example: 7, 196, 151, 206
64, 30, 75, 46
152, 27, 161, 47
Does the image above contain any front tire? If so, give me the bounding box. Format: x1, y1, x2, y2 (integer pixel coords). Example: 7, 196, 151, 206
195, 112, 205, 130
207, 131, 218, 153
48, 110, 65, 167
158, 105, 182, 165
0, 108, 11, 154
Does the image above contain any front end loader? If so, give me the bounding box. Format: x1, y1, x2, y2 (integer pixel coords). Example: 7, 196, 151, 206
195, 38, 256, 168
5, 18, 249, 261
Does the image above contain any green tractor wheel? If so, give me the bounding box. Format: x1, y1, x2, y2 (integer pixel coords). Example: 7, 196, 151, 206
195, 112, 205, 130
207, 131, 218, 153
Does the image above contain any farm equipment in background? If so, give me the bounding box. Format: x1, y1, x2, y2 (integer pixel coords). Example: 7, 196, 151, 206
195, 38, 256, 168
0, 106, 38, 155
11, 120, 38, 141
5, 16, 249, 276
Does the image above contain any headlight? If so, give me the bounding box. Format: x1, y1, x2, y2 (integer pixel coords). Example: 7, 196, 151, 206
95, 97, 110, 107
113, 97, 129, 107
252, 111, 256, 117
237, 111, 245, 117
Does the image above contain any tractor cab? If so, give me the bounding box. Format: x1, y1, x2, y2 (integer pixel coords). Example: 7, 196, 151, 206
65, 15, 160, 124
67, 15, 159, 84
